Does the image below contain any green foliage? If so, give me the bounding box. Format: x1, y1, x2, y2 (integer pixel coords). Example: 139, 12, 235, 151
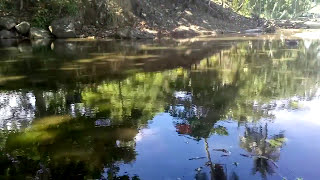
268, 138, 287, 147
32, 9, 54, 28
30, 0, 80, 27
0, 0, 14, 10
55, 0, 80, 15
213, 0, 313, 19
1, 0, 80, 28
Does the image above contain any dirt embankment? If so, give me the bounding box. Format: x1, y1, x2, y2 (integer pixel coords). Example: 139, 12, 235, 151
79, 0, 263, 38
0, 0, 268, 39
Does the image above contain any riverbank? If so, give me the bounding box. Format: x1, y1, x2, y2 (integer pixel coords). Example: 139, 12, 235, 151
0, 0, 275, 40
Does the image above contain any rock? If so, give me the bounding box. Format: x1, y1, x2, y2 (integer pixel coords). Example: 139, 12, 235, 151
29, 28, 52, 39
244, 28, 264, 34
115, 27, 154, 39
116, 28, 131, 39
304, 21, 320, 29
0, 17, 16, 30
15, 21, 30, 35
49, 17, 77, 38
171, 29, 200, 38
293, 22, 309, 29
264, 24, 276, 33
0, 30, 17, 39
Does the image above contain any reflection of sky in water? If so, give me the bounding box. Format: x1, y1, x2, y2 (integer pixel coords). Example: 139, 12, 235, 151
117, 90, 320, 180
174, 91, 192, 101
0, 92, 35, 130
1, 37, 320, 179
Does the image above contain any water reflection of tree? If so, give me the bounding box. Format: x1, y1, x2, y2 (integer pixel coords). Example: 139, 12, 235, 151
170, 69, 240, 139
240, 123, 286, 179
0, 115, 139, 179
0, 38, 320, 179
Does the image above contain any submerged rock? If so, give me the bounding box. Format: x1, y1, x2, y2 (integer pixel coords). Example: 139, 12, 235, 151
15, 21, 30, 35
49, 17, 77, 38
29, 28, 52, 39
0, 30, 17, 39
0, 17, 16, 30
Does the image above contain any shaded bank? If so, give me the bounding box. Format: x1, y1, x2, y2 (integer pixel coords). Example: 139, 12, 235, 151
0, 0, 264, 39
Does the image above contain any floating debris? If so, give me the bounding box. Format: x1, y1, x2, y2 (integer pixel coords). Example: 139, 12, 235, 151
205, 161, 212, 166
233, 162, 239, 166
195, 167, 202, 172
213, 149, 231, 154
189, 157, 206, 160
240, 153, 251, 157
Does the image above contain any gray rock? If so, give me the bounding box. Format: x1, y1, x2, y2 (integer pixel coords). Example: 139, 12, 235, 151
116, 27, 154, 39
305, 21, 320, 29
29, 27, 52, 39
116, 28, 131, 39
171, 29, 200, 38
244, 28, 264, 34
50, 17, 77, 38
0, 17, 16, 30
0, 30, 17, 39
15, 21, 30, 35
263, 21, 276, 33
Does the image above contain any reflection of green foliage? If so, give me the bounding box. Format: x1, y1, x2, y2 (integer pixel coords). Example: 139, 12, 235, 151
1, 114, 138, 179
210, 125, 228, 136
268, 137, 287, 148
240, 124, 286, 178
82, 71, 181, 126
194, 40, 320, 123
289, 101, 302, 109
0, 38, 320, 178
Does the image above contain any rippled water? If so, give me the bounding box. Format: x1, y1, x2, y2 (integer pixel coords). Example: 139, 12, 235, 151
0, 34, 320, 179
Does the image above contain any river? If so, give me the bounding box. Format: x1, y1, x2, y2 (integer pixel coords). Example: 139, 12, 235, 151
0, 31, 319, 179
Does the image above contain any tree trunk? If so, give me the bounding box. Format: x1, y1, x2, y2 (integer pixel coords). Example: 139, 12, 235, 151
20, 0, 23, 10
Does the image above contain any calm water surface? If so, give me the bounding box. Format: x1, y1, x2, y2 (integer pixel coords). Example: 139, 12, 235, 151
0, 34, 320, 180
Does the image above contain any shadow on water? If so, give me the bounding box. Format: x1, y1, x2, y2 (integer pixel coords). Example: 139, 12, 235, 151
0, 35, 319, 179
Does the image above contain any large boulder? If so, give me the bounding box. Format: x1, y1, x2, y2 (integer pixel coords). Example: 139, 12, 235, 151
0, 17, 16, 30
0, 30, 17, 39
15, 21, 30, 35
49, 17, 77, 38
29, 27, 52, 39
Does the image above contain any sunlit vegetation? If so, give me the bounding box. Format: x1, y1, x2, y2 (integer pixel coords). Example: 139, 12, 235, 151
214, 0, 316, 19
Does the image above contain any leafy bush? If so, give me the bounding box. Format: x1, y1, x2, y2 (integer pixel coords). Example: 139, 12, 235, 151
32, 9, 55, 28
30, 0, 80, 28
0, 0, 14, 11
